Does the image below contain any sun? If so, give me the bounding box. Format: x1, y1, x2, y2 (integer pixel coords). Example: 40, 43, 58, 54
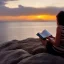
37, 15, 42, 19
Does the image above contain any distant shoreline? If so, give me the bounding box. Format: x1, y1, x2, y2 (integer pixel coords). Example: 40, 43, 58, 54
0, 20, 55, 22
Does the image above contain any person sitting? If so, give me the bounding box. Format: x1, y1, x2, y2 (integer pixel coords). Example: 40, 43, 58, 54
40, 11, 64, 57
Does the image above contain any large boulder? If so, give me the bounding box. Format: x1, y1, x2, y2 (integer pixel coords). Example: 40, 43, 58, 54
0, 38, 46, 54
0, 38, 64, 64
0, 49, 31, 64
18, 53, 64, 64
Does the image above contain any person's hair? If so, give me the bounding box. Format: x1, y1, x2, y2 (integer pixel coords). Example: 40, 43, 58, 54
56, 11, 64, 26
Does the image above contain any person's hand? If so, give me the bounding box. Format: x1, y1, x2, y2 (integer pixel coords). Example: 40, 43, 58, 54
47, 36, 55, 41
39, 38, 47, 46
49, 35, 55, 39
47, 36, 55, 45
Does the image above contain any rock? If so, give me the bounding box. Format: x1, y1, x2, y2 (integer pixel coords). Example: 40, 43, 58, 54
0, 40, 19, 51
0, 49, 31, 64
0, 38, 45, 54
18, 53, 64, 64
18, 38, 45, 54
32, 46, 46, 55
0, 38, 64, 64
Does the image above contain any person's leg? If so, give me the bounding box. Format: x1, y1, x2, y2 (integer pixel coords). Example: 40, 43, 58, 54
40, 38, 64, 57
39, 38, 56, 54
46, 40, 59, 56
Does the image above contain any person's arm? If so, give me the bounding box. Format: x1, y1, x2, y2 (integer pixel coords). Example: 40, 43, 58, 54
47, 26, 61, 46
39, 38, 47, 46
47, 36, 55, 44
54, 26, 61, 46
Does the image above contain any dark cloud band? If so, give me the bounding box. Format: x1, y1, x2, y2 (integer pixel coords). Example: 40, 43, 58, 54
0, 5, 64, 16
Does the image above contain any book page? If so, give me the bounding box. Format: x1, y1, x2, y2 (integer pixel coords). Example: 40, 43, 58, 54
41, 30, 52, 38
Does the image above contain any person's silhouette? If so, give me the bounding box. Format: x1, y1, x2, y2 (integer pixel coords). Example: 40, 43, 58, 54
40, 11, 64, 57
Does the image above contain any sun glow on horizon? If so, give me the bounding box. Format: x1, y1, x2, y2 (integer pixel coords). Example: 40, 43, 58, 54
37, 15, 43, 19
0, 15, 56, 21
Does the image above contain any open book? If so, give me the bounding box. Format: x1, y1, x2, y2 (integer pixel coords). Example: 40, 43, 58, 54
36, 29, 52, 40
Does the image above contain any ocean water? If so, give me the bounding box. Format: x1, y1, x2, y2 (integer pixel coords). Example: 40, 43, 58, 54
0, 21, 57, 43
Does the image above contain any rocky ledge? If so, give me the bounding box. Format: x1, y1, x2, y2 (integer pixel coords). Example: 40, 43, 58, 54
0, 38, 64, 64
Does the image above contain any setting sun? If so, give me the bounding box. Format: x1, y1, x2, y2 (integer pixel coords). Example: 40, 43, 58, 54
37, 15, 42, 19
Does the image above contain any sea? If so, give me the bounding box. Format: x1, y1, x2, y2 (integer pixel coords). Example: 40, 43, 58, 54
0, 21, 57, 43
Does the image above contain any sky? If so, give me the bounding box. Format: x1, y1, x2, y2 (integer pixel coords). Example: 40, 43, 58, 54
0, 0, 64, 21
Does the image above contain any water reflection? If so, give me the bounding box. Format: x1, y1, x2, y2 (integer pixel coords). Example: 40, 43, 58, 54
0, 21, 56, 43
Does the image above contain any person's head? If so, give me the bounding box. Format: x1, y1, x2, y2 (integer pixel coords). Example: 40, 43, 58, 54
56, 11, 64, 26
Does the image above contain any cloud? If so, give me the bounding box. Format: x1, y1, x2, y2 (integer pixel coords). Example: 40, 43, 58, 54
0, 5, 64, 16
0, 0, 17, 5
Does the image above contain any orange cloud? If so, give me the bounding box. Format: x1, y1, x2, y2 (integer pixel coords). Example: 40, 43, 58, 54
0, 14, 56, 21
